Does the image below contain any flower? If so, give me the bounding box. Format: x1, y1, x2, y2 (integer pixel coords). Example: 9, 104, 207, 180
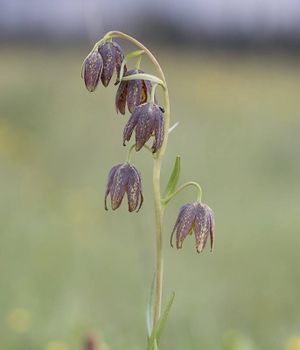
123, 102, 164, 153
104, 163, 143, 212
83, 41, 126, 91
115, 69, 152, 114
83, 51, 103, 92
98, 41, 126, 87
170, 202, 214, 253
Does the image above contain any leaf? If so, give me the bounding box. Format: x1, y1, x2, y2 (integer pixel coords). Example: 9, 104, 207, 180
147, 292, 175, 350
163, 156, 181, 198
155, 292, 175, 344
146, 273, 156, 338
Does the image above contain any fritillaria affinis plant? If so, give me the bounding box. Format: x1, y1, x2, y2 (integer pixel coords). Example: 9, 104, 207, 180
82, 31, 215, 349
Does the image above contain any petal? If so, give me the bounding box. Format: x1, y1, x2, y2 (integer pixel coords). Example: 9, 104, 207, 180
170, 204, 191, 248
135, 103, 156, 151
84, 51, 103, 92
110, 163, 130, 210
104, 164, 121, 210
176, 204, 197, 249
127, 165, 143, 212
99, 42, 116, 87
113, 42, 126, 83
194, 203, 211, 253
152, 108, 164, 153
141, 80, 151, 104
207, 206, 215, 252
115, 81, 128, 115
126, 69, 143, 113
123, 106, 141, 145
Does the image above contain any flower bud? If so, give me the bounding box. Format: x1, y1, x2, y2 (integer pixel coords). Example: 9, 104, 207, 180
83, 51, 103, 92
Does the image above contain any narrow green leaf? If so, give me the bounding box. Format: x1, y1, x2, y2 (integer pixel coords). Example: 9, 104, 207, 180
147, 292, 175, 349
126, 49, 145, 59
146, 273, 156, 338
163, 156, 181, 198
155, 292, 175, 344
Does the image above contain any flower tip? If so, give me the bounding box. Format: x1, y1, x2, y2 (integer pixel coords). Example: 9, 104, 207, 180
197, 242, 205, 253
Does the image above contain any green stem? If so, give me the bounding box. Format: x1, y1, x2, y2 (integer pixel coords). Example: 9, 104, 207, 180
151, 84, 158, 103
106, 31, 170, 328
162, 181, 203, 205
136, 55, 142, 69
126, 144, 136, 162
121, 73, 164, 87
104, 31, 171, 337
127, 144, 153, 162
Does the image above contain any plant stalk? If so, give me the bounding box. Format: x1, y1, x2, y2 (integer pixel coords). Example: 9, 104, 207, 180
105, 31, 171, 332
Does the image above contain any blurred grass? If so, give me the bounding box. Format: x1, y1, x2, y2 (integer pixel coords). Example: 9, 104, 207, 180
0, 45, 300, 350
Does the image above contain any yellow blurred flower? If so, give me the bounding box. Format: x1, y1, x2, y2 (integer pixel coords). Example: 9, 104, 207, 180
45, 341, 70, 350
286, 337, 300, 350
6, 308, 32, 333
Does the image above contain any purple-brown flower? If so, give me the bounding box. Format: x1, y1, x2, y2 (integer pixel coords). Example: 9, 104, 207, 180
98, 41, 126, 87
115, 69, 152, 114
170, 202, 215, 253
104, 163, 143, 212
123, 102, 164, 153
83, 51, 103, 92
83, 41, 126, 91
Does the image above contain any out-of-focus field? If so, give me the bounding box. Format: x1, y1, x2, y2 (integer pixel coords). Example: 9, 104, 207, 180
0, 46, 300, 350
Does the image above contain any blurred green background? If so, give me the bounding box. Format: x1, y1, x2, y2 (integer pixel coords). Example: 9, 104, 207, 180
0, 45, 300, 350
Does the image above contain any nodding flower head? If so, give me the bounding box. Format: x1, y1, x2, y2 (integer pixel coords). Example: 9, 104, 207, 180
105, 163, 143, 212
123, 102, 164, 153
98, 41, 126, 87
83, 41, 126, 91
171, 202, 214, 253
83, 51, 103, 92
115, 69, 152, 114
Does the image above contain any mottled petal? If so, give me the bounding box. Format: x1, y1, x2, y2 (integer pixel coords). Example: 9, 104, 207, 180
104, 164, 121, 210
142, 80, 151, 104
99, 42, 116, 87
176, 204, 197, 249
115, 81, 128, 114
110, 163, 130, 210
194, 203, 211, 253
83, 51, 103, 92
135, 103, 156, 151
127, 165, 143, 212
152, 109, 164, 153
170, 204, 191, 248
113, 42, 126, 83
207, 206, 215, 251
123, 106, 141, 145
126, 69, 144, 113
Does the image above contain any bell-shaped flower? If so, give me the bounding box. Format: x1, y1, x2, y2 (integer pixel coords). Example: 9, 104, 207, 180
170, 202, 215, 253
98, 41, 126, 87
83, 41, 126, 91
115, 69, 152, 114
123, 102, 164, 153
83, 51, 103, 92
104, 163, 143, 212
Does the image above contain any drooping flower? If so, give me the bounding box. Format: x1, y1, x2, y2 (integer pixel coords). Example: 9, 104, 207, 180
83, 51, 103, 92
170, 202, 215, 253
115, 69, 152, 114
98, 41, 126, 87
83, 41, 126, 91
123, 102, 164, 153
104, 163, 143, 212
